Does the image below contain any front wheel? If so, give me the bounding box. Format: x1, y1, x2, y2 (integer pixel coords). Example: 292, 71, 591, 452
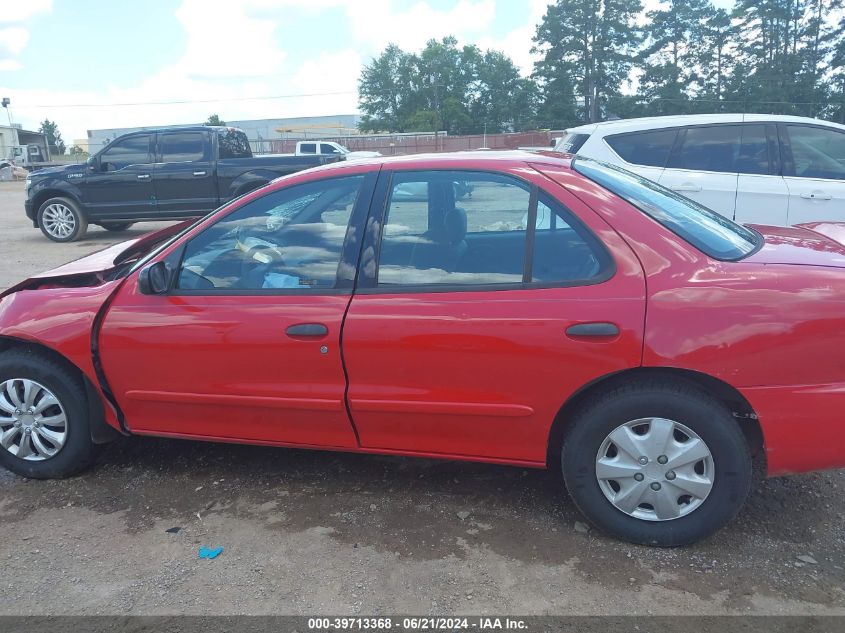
562, 380, 752, 546
0, 350, 99, 478
37, 197, 88, 242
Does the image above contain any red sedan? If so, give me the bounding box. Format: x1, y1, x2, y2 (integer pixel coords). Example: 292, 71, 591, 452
2, 152, 845, 546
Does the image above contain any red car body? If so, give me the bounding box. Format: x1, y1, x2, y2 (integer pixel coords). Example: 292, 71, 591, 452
2, 152, 845, 477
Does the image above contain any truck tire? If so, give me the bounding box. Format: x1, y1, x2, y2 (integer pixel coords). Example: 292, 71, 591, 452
101, 222, 134, 232
37, 197, 88, 242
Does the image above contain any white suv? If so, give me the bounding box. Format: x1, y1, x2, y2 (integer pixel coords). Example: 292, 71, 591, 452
555, 114, 845, 226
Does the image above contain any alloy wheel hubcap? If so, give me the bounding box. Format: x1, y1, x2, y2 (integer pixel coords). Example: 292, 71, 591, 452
595, 417, 714, 521
42, 204, 76, 239
0, 379, 67, 461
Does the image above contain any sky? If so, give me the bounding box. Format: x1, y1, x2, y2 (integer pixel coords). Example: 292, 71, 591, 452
0, 0, 733, 143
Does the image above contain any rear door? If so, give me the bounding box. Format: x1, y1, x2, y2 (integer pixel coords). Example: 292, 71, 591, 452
659, 124, 740, 217
342, 166, 646, 464
734, 123, 790, 225
84, 133, 155, 219
780, 123, 845, 225
153, 130, 217, 216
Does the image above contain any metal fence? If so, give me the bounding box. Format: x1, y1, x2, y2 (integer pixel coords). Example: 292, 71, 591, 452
267, 131, 563, 156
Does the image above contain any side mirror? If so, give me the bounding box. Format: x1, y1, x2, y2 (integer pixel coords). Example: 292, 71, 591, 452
86, 156, 98, 170
138, 261, 173, 295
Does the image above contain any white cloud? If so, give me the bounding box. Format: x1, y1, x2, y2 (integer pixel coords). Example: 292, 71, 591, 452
171, 0, 286, 79
477, 0, 549, 76
0, 27, 30, 56
0, 59, 23, 72
0, 0, 52, 24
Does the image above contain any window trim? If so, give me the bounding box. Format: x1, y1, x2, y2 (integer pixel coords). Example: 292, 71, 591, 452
355, 168, 616, 295
778, 122, 845, 181
166, 172, 376, 297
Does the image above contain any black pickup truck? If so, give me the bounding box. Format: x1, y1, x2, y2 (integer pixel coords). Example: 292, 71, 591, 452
24, 126, 341, 242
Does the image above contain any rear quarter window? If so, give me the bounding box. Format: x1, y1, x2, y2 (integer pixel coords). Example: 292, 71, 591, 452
556, 133, 590, 154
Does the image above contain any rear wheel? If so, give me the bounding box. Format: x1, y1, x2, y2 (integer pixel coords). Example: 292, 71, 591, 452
0, 350, 99, 479
101, 222, 134, 232
562, 379, 752, 546
37, 197, 88, 242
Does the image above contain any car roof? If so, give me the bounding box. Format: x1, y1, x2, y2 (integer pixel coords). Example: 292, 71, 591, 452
300, 150, 575, 177
565, 113, 845, 135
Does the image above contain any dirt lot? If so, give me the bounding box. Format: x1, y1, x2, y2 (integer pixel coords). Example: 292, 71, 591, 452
1, 180, 844, 616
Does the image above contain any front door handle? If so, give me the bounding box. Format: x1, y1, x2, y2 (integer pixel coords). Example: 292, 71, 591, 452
670, 183, 702, 192
137, 174, 151, 180
800, 191, 832, 200
566, 322, 620, 338
193, 171, 207, 177
286, 323, 328, 337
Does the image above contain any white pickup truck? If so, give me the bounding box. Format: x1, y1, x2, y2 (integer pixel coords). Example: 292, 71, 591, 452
294, 140, 381, 161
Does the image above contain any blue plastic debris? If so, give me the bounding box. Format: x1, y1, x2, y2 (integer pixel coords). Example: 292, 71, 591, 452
198, 546, 224, 559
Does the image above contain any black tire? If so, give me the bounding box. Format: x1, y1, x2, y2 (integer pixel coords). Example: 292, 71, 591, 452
0, 350, 100, 479
562, 379, 752, 546
101, 222, 134, 232
37, 196, 88, 242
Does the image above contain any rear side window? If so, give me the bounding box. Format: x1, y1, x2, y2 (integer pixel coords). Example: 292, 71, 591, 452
160, 132, 206, 163
217, 129, 252, 159
784, 125, 845, 180
574, 157, 759, 261
556, 132, 590, 154
376, 170, 611, 288
668, 125, 741, 173
299, 143, 317, 154
605, 129, 677, 168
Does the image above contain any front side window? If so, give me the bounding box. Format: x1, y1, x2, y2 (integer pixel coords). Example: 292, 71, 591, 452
605, 129, 678, 168
160, 132, 206, 163
668, 125, 741, 173
100, 135, 151, 171
376, 170, 610, 287
785, 125, 845, 180
574, 157, 759, 261
320, 144, 343, 155
177, 176, 364, 291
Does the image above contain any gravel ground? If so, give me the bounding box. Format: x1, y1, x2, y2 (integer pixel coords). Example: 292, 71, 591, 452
1, 180, 845, 615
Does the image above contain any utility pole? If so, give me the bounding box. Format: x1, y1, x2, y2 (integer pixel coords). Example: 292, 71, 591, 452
431, 73, 442, 151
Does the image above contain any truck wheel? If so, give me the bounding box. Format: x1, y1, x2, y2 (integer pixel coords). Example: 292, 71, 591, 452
561, 379, 752, 546
101, 222, 134, 232
37, 197, 88, 242
0, 349, 100, 479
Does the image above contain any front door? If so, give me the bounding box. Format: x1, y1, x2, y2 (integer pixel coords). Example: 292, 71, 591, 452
84, 133, 155, 219
98, 172, 374, 447
153, 130, 218, 217
342, 167, 646, 464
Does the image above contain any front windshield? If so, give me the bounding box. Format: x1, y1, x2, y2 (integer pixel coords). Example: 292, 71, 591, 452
572, 157, 760, 261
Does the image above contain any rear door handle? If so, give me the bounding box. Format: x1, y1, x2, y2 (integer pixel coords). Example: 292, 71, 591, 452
193, 171, 207, 177
566, 322, 620, 338
285, 323, 328, 337
137, 174, 150, 180
670, 183, 702, 192
800, 191, 832, 200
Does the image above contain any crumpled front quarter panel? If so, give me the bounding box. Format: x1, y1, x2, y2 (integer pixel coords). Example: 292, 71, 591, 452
0, 282, 122, 427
